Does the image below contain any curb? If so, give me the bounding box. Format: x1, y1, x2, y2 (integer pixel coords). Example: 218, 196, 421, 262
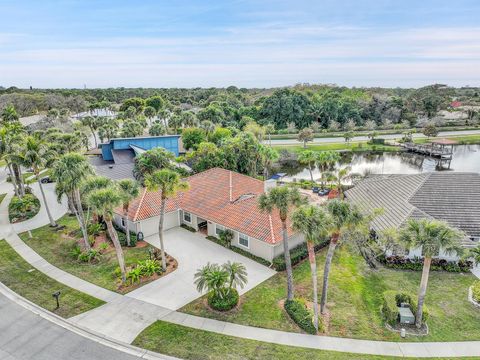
0, 282, 180, 360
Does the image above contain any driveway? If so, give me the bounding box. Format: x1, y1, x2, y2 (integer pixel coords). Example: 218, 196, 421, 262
126, 227, 276, 310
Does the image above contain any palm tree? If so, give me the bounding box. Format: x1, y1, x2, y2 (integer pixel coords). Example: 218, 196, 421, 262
79, 116, 99, 148
298, 150, 317, 183
292, 205, 331, 331
399, 219, 463, 328
258, 186, 304, 301
222, 261, 248, 294
1, 105, 19, 123
81, 176, 113, 224
118, 179, 140, 247
144, 106, 157, 127
258, 145, 279, 180
22, 136, 57, 227
0, 123, 24, 197
320, 199, 363, 314
87, 186, 127, 283
145, 169, 189, 271
52, 153, 94, 249
333, 166, 351, 199
194, 263, 229, 299
316, 151, 340, 189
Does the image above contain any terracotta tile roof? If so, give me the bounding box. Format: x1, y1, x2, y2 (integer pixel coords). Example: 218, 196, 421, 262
116, 168, 295, 244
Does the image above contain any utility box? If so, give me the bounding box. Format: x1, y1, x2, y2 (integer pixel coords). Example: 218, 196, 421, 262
398, 306, 415, 324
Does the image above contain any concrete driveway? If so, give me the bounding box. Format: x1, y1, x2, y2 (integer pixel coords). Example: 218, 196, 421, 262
126, 227, 276, 310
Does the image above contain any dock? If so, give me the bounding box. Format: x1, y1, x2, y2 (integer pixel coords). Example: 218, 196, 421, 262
400, 138, 458, 169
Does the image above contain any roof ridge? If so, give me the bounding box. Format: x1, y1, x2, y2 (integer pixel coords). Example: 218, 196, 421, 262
406, 172, 432, 203
133, 187, 148, 221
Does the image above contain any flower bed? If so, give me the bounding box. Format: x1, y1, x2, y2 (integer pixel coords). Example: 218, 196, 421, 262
8, 194, 40, 223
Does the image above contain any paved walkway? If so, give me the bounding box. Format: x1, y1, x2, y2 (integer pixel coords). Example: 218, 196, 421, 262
127, 228, 276, 310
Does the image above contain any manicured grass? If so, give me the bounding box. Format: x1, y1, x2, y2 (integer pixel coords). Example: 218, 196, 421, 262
182, 246, 480, 342
414, 134, 480, 145
273, 142, 399, 153
19, 215, 153, 293
133, 320, 466, 360
0, 240, 104, 318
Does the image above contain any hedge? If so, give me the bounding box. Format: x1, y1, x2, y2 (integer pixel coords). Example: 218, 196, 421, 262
208, 289, 239, 311
472, 281, 480, 303
112, 223, 137, 247
381, 290, 429, 326
181, 224, 197, 232
206, 236, 271, 267
378, 255, 473, 273
272, 238, 329, 271
284, 299, 317, 334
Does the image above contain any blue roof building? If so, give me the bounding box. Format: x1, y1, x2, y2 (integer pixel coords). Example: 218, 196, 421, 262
100, 135, 181, 161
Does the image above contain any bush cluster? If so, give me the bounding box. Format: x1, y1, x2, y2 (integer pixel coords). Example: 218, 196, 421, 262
379, 255, 472, 273
113, 223, 138, 247
472, 281, 480, 303
8, 194, 40, 222
272, 239, 329, 271
284, 299, 317, 334
208, 289, 239, 311
205, 236, 271, 267
70, 246, 101, 263
127, 259, 161, 284
381, 290, 429, 326
181, 224, 197, 232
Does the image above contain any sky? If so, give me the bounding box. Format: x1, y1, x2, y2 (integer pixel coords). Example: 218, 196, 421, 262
1, 0, 480, 88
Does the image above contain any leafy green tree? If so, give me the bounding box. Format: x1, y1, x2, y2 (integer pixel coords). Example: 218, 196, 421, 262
422, 123, 438, 138
187, 142, 224, 172
343, 131, 354, 144
298, 150, 317, 183
258, 145, 279, 180
98, 118, 119, 142
145, 96, 165, 112
52, 153, 94, 249
121, 119, 144, 138
321, 200, 363, 314
399, 219, 463, 328
200, 120, 216, 134
197, 104, 225, 124
133, 147, 175, 182
292, 205, 331, 331
180, 111, 198, 127
118, 179, 140, 247
258, 186, 304, 301
145, 169, 189, 271
149, 120, 166, 136
22, 136, 57, 227
87, 186, 127, 283
182, 127, 207, 151
119, 97, 145, 113
244, 122, 266, 141
208, 127, 232, 146
297, 128, 314, 148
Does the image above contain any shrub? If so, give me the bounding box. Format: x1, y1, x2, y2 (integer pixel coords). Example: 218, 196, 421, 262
8, 194, 40, 222
205, 236, 270, 267
378, 255, 473, 273
272, 238, 329, 271
98, 242, 109, 252
208, 289, 239, 311
69, 245, 82, 260
284, 299, 316, 334
472, 281, 480, 303
138, 259, 161, 276
87, 223, 104, 236
219, 229, 234, 248
381, 290, 429, 326
77, 249, 100, 263
127, 267, 142, 285
181, 224, 196, 232
112, 224, 137, 247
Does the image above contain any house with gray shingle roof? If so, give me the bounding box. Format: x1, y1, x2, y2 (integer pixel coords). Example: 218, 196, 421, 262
345, 172, 480, 259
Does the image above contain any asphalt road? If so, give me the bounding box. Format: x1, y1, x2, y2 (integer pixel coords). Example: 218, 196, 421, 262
269, 129, 480, 145
0, 294, 142, 360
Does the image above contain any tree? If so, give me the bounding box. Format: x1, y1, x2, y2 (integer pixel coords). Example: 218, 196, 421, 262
399, 219, 463, 328
52, 153, 94, 250
244, 122, 265, 141
298, 150, 317, 183
121, 119, 144, 138
200, 120, 216, 134
80, 116, 99, 147
194, 262, 247, 298
197, 104, 225, 124
208, 127, 232, 146
264, 123, 275, 146
120, 97, 145, 113
133, 147, 174, 182
182, 127, 207, 151
223, 261, 248, 295
87, 186, 127, 283
258, 186, 304, 301
98, 118, 119, 142
145, 96, 165, 112
149, 120, 166, 136
22, 136, 57, 227
343, 131, 354, 144
422, 123, 438, 138
321, 200, 363, 314
316, 151, 340, 188
180, 111, 198, 128
145, 169, 189, 271
258, 145, 279, 180
144, 106, 157, 126
292, 205, 331, 331
187, 142, 224, 173
118, 179, 140, 247
297, 128, 314, 148
333, 166, 351, 199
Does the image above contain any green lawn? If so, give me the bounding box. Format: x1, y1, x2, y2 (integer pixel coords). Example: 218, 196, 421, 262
273, 142, 399, 153
133, 320, 471, 360
414, 134, 480, 145
0, 240, 104, 318
182, 246, 480, 342
19, 215, 153, 293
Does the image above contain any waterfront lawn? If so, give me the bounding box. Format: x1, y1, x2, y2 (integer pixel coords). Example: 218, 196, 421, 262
181, 246, 480, 342
273, 141, 399, 153
414, 134, 480, 145
19, 215, 152, 293
0, 240, 104, 318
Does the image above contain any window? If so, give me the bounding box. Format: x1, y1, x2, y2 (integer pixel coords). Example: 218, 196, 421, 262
183, 211, 191, 223
215, 225, 224, 236
239, 233, 249, 248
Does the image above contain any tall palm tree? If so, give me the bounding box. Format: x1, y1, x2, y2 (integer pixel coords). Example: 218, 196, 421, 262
87, 186, 127, 283
22, 136, 57, 227
259, 145, 279, 180
321, 199, 363, 314
258, 186, 304, 301
399, 219, 463, 328
292, 205, 331, 331
52, 153, 94, 249
118, 179, 140, 246
298, 150, 317, 183
316, 151, 340, 188
81, 176, 113, 224
145, 169, 189, 271
333, 166, 351, 199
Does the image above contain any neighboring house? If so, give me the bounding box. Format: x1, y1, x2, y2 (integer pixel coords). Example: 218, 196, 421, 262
89, 135, 181, 180
345, 172, 480, 260
113, 167, 304, 262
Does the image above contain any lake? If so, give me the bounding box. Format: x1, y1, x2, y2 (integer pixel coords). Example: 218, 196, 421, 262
279, 144, 480, 181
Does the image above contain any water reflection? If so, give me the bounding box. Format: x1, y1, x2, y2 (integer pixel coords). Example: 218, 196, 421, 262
280, 145, 480, 181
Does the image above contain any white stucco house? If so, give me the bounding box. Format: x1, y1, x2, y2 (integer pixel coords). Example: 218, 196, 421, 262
114, 167, 305, 262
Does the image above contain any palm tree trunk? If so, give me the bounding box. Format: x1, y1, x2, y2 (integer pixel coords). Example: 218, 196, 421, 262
74, 188, 91, 250
158, 197, 167, 271
309, 166, 314, 183
106, 219, 126, 283
415, 256, 431, 328
307, 239, 319, 332
13, 164, 24, 197
320, 234, 338, 314
6, 162, 19, 197
67, 192, 76, 215
281, 220, 295, 301
36, 176, 56, 227
91, 128, 98, 148
124, 206, 131, 247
